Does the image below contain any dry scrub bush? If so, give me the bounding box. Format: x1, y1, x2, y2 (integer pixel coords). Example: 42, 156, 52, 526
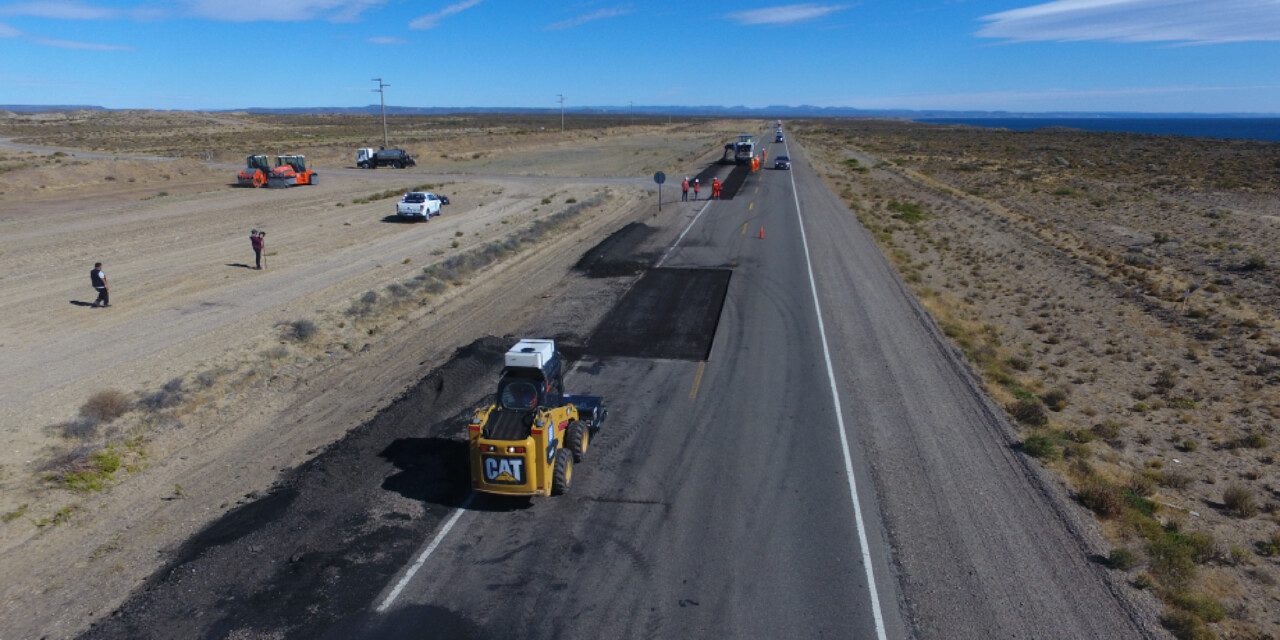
1007, 399, 1048, 426
138, 377, 185, 411
1078, 481, 1126, 518
1223, 484, 1259, 517
1161, 610, 1214, 640
285, 319, 318, 343
80, 389, 132, 422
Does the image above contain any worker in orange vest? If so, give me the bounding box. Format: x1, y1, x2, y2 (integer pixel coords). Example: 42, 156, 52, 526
693, 179, 700, 200
711, 177, 722, 199
681, 177, 689, 201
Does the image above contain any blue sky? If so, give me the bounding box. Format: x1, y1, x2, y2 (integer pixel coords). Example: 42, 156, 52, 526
1, 1, 1278, 112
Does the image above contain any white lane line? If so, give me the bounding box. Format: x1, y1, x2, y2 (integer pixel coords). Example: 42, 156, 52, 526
785, 144, 890, 640
657, 200, 713, 268
378, 185, 721, 614
376, 492, 475, 613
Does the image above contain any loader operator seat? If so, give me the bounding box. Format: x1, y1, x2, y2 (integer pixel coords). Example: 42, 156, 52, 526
502, 381, 539, 411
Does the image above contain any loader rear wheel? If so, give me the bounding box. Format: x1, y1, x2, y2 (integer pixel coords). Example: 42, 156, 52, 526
551, 449, 572, 495
567, 420, 589, 463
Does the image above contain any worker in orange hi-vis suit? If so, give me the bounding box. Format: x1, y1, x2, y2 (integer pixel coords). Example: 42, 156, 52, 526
711, 178, 721, 199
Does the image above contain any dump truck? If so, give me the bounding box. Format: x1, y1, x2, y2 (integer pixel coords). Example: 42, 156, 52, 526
733, 134, 756, 165
237, 154, 272, 187
468, 339, 606, 497
267, 155, 317, 188
357, 147, 416, 169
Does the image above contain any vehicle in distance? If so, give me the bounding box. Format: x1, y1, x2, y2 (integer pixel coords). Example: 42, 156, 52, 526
357, 147, 416, 169
237, 154, 272, 187
468, 339, 606, 497
396, 191, 443, 221
267, 155, 317, 188
775, 134, 784, 143
774, 155, 791, 170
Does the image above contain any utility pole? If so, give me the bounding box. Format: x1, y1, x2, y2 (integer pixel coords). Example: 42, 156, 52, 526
557, 94, 565, 132
372, 78, 390, 148
629, 101, 634, 123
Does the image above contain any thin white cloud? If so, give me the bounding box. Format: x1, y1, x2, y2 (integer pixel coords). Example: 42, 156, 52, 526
0, 1, 119, 19
0, 0, 388, 22
0, 17, 129, 49
844, 84, 1280, 110
368, 35, 405, 45
30, 35, 132, 49
178, 0, 388, 23
978, 0, 1280, 44
545, 7, 631, 30
727, 3, 848, 26
409, 0, 481, 30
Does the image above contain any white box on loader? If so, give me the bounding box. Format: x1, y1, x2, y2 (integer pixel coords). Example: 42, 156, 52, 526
505, 339, 556, 370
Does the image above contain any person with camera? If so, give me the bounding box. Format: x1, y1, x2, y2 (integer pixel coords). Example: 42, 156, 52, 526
250, 229, 266, 270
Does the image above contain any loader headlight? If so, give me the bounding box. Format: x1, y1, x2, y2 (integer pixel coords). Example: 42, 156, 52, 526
506, 446, 525, 454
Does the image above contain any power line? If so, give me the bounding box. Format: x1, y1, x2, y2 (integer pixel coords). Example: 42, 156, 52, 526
372, 78, 390, 148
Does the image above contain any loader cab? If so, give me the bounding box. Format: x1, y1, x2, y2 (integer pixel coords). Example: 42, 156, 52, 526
276, 155, 307, 172
246, 155, 270, 171
495, 355, 565, 411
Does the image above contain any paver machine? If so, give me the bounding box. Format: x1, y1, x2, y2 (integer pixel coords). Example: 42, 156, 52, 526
237, 154, 272, 187
267, 155, 317, 188
468, 339, 606, 497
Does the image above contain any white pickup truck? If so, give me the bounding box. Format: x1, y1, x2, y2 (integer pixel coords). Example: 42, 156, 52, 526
395, 192, 444, 221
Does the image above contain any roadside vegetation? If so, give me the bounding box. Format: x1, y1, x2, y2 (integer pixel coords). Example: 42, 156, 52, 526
801, 118, 1280, 640
21, 189, 613, 530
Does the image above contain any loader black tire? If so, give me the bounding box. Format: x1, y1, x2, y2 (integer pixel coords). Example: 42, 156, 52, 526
567, 420, 589, 463
551, 449, 572, 496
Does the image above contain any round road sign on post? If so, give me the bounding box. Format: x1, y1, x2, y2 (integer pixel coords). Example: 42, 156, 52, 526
654, 171, 666, 211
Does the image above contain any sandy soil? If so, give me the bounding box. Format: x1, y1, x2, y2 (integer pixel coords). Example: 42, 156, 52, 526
0, 112, 734, 638
799, 119, 1280, 640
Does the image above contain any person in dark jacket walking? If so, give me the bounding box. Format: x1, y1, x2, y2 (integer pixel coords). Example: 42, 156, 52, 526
90, 262, 109, 307
250, 229, 265, 269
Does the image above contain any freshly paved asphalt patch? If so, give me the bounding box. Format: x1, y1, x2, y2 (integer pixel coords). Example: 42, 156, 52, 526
692, 164, 749, 200
572, 221, 657, 278
77, 338, 508, 640
585, 267, 730, 361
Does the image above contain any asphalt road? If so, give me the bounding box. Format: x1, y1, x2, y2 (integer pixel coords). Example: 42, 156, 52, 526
82, 134, 1160, 639
363, 143, 908, 638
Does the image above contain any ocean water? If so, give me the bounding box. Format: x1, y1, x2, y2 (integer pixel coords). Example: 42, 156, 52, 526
915, 118, 1280, 143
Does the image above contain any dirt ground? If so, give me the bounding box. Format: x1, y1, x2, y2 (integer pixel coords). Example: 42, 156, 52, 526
0, 111, 742, 639
798, 119, 1280, 640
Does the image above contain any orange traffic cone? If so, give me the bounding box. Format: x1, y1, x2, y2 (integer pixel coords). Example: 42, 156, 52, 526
759, 226, 764, 239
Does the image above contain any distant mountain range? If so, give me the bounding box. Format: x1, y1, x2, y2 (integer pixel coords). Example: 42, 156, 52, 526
2, 104, 1277, 119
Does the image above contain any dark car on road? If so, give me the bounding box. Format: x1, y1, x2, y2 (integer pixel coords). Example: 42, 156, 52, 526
775, 134, 784, 143
774, 155, 791, 170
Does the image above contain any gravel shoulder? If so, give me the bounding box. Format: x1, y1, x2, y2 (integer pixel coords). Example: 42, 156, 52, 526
0, 118, 732, 639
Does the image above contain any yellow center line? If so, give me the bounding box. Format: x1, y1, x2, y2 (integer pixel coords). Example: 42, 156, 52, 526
689, 361, 706, 399
741, 222, 748, 235
754, 187, 759, 194
749, 202, 754, 211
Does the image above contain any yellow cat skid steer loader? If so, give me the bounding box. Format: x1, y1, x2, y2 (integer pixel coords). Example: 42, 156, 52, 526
468, 339, 606, 497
